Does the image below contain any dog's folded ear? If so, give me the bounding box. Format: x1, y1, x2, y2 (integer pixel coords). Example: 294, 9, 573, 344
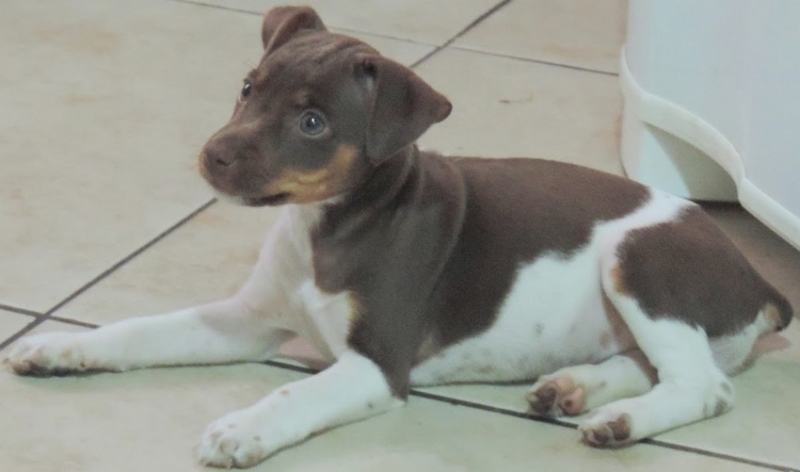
262, 6, 327, 54
356, 56, 452, 164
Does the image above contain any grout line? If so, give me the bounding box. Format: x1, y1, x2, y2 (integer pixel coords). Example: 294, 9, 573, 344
41, 199, 217, 318
0, 317, 48, 352
643, 440, 799, 472
167, 0, 457, 49
410, 0, 514, 69
413, 391, 798, 472
48, 316, 101, 329
449, 45, 619, 76
329, 27, 438, 47
264, 359, 318, 375
1, 334, 793, 470
165, 0, 262, 17
167, 0, 441, 60
409, 389, 571, 426
168, 0, 614, 78
0, 200, 216, 350
0, 304, 44, 318
262, 359, 796, 471
412, 391, 799, 471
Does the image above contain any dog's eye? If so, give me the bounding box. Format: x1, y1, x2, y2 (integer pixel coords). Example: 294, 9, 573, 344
239, 79, 253, 101
298, 111, 326, 136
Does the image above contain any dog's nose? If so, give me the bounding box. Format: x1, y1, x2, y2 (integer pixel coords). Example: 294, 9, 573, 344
202, 141, 236, 169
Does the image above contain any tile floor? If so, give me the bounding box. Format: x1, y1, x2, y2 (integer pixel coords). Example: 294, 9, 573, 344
1, 0, 799, 471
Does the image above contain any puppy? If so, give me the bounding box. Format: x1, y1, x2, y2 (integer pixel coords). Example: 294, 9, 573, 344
5, 6, 793, 468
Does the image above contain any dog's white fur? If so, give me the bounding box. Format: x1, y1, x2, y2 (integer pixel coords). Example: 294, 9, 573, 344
4, 187, 772, 466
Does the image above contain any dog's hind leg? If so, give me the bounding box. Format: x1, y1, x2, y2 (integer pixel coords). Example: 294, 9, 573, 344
527, 350, 657, 418
576, 259, 735, 447
4, 297, 296, 376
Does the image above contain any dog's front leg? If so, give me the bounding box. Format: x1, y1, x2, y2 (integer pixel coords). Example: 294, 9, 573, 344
197, 350, 403, 468
4, 297, 295, 376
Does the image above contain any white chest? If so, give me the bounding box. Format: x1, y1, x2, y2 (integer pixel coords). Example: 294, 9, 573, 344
293, 280, 355, 360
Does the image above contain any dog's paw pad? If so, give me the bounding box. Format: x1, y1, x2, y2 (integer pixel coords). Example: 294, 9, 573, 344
197, 418, 269, 468
527, 375, 585, 417
579, 412, 632, 447
4, 333, 89, 377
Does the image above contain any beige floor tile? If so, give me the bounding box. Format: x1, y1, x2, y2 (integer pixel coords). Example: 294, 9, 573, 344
656, 322, 800, 470
0, 0, 257, 312
337, 30, 435, 66
0, 311, 36, 342
422, 324, 800, 470
455, 0, 628, 74
192, 0, 500, 45
52, 203, 280, 325
415, 48, 625, 175
0, 322, 767, 472
43, 200, 331, 366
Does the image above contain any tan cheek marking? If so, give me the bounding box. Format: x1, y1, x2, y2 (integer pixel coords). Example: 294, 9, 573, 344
348, 292, 365, 325
329, 143, 359, 174
293, 168, 330, 185
265, 143, 360, 201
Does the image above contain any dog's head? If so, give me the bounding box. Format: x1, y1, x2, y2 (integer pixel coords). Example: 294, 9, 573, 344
199, 6, 452, 206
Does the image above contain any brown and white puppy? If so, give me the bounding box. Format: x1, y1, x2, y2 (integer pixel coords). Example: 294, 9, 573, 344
5, 6, 793, 468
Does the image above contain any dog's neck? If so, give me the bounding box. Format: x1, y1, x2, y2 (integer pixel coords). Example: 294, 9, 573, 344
312, 144, 421, 238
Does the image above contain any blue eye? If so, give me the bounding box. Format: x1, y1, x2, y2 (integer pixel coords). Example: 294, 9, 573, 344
298, 111, 326, 136
239, 79, 252, 101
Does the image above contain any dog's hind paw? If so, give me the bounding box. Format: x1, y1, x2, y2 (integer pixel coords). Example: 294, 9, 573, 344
579, 410, 634, 447
527, 374, 586, 417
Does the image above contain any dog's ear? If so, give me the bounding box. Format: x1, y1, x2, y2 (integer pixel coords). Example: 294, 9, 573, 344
356, 56, 452, 164
262, 6, 326, 53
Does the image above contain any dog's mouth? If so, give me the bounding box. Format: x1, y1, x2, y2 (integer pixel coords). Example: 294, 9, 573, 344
243, 192, 292, 207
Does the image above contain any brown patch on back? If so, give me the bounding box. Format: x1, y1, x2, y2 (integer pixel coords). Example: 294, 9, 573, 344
425, 157, 650, 349
617, 206, 790, 337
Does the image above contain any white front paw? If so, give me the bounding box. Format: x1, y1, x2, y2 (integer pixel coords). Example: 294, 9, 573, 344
4, 332, 95, 376
197, 409, 277, 469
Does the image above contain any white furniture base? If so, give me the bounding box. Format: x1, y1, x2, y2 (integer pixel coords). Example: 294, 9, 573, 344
620, 0, 800, 251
